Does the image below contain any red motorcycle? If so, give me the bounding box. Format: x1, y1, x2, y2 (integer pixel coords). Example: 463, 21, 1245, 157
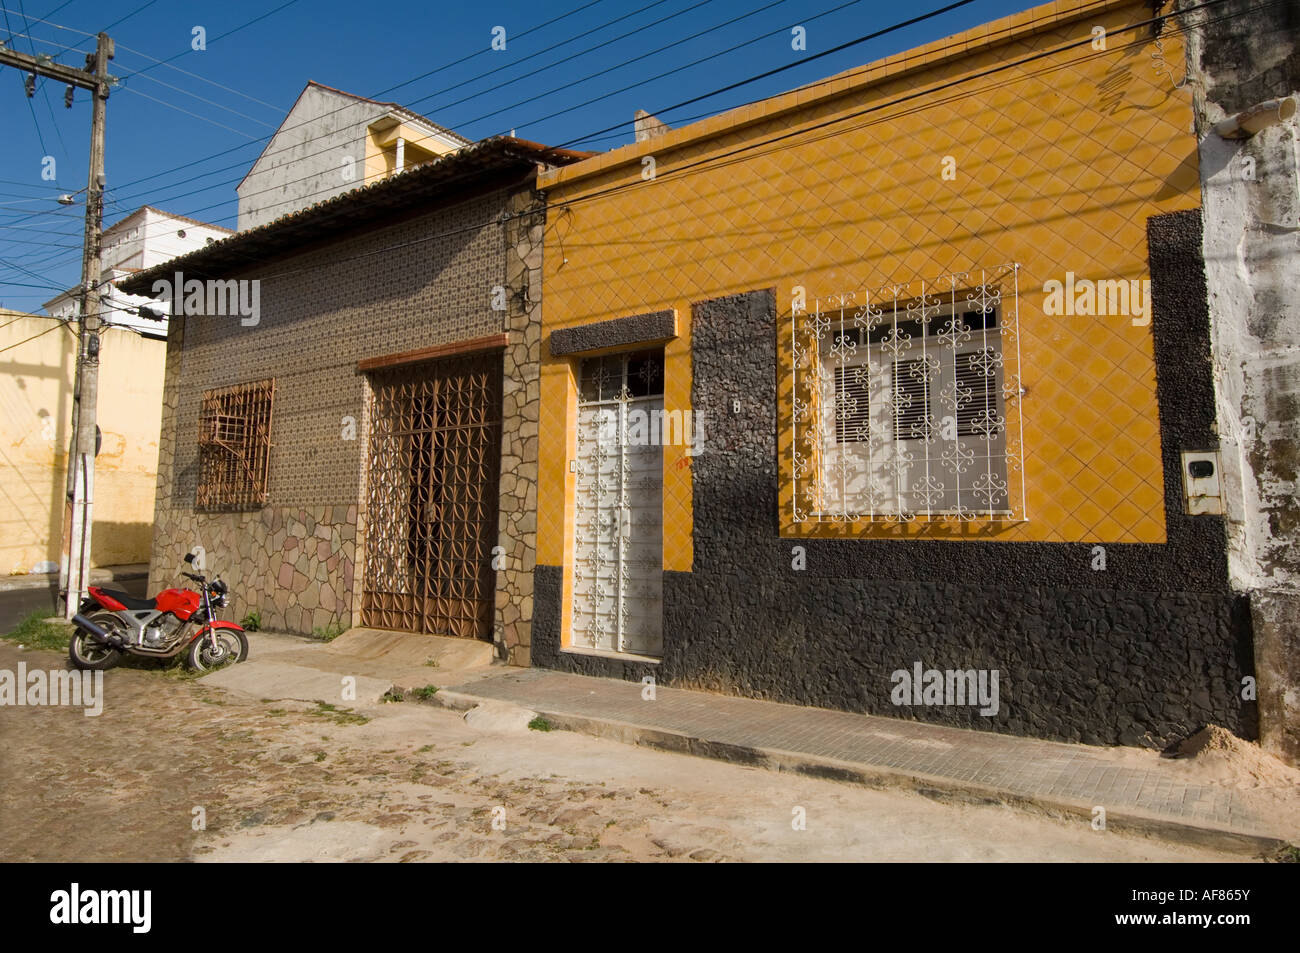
69, 552, 249, 672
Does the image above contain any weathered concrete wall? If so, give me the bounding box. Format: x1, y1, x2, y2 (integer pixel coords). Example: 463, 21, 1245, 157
1180, 0, 1300, 763
236, 86, 384, 231
1, 310, 163, 574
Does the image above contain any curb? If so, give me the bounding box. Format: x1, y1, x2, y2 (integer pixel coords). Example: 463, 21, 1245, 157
0, 565, 149, 594
427, 688, 1288, 857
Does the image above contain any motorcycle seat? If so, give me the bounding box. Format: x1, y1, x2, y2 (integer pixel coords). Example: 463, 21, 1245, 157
98, 589, 156, 611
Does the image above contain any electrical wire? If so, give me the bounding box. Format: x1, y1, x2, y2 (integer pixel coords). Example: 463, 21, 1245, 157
0, 0, 1252, 291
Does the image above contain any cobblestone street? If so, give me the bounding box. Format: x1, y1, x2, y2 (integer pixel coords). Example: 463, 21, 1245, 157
0, 641, 1257, 862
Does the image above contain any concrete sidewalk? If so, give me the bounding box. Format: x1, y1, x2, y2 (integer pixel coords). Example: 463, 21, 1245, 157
200, 628, 496, 706
430, 667, 1297, 855
0, 563, 148, 594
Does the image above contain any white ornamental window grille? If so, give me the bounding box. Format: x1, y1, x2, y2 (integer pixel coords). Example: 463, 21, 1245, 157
790, 265, 1027, 524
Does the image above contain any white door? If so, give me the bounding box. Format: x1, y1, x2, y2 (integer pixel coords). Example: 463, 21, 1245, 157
570, 350, 664, 656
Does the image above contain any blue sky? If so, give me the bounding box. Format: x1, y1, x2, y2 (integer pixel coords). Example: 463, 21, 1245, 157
0, 0, 1043, 308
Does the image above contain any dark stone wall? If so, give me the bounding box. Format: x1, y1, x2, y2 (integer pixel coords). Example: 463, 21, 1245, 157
548, 309, 676, 356
532, 209, 1256, 749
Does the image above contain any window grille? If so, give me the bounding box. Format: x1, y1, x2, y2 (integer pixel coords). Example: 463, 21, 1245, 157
196, 378, 275, 510
790, 265, 1026, 524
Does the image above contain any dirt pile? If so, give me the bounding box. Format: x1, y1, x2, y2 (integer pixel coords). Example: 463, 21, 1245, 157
1169, 725, 1300, 790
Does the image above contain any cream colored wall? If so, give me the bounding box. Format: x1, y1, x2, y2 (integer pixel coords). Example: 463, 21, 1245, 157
1, 310, 164, 574
364, 120, 459, 183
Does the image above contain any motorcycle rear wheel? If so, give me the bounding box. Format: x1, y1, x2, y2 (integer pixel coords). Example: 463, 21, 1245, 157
68, 612, 125, 671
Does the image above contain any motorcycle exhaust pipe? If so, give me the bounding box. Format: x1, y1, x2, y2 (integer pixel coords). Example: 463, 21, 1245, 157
72, 613, 122, 649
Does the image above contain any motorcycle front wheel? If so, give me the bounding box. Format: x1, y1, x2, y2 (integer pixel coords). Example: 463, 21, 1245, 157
187, 628, 249, 672
68, 613, 125, 671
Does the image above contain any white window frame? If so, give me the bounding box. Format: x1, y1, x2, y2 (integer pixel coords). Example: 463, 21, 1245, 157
791, 265, 1027, 525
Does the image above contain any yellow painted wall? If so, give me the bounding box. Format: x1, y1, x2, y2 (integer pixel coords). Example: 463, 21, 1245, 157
1, 310, 164, 574
537, 0, 1198, 611
364, 119, 459, 184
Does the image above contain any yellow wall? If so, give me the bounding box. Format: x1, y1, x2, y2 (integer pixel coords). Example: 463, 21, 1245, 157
364, 119, 458, 184
537, 0, 1198, 609
1, 310, 164, 574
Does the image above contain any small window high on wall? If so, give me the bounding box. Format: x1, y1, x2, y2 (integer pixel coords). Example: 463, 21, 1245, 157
196, 378, 275, 510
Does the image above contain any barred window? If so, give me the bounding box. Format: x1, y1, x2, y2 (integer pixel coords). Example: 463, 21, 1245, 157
196, 378, 275, 509
791, 266, 1025, 524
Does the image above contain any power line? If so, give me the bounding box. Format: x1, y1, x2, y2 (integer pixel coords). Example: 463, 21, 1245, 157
4, 0, 1249, 290
447, 0, 845, 134
100, 0, 161, 34
8, 0, 737, 237
3, 4, 51, 156
0, 317, 65, 353
117, 0, 303, 80
0, 0, 1133, 282
558, 0, 978, 148
116, 84, 266, 139
106, 0, 869, 222
19, 0, 695, 216
100, 0, 608, 195
127, 0, 1250, 293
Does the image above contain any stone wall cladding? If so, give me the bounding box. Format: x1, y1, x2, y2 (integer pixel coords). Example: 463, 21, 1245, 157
152, 505, 356, 635
151, 181, 538, 638
530, 211, 1256, 749
494, 190, 543, 664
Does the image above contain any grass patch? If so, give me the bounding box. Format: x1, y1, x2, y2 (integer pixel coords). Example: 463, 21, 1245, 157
528, 716, 553, 732
3, 612, 72, 652
308, 701, 369, 726
240, 609, 262, 632
417, 744, 433, 754
152, 656, 206, 681
312, 619, 348, 642
381, 688, 406, 703
412, 685, 439, 700
423, 657, 440, 668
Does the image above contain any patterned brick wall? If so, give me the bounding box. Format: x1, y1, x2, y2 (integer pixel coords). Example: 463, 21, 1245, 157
150, 185, 541, 639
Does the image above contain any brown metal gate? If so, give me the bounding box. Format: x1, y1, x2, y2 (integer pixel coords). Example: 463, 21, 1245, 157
361, 352, 502, 638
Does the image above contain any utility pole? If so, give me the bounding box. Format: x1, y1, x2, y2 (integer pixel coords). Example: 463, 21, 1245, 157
0, 32, 113, 618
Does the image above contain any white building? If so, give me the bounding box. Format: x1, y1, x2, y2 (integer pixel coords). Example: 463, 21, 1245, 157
44, 205, 232, 336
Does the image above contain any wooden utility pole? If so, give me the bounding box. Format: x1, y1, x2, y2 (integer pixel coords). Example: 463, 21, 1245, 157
0, 32, 113, 617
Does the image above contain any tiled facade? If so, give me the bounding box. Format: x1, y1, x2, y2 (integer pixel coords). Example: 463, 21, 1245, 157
538, 0, 1197, 634
524, 0, 1253, 747
148, 182, 545, 649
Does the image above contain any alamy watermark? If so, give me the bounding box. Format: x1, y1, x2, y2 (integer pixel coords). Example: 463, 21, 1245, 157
50, 884, 150, 933
1043, 272, 1151, 326
0, 664, 102, 716
890, 662, 999, 716
592, 407, 706, 456
151, 270, 260, 327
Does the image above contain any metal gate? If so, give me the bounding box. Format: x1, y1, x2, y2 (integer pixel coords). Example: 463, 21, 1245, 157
569, 350, 664, 657
361, 352, 502, 638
